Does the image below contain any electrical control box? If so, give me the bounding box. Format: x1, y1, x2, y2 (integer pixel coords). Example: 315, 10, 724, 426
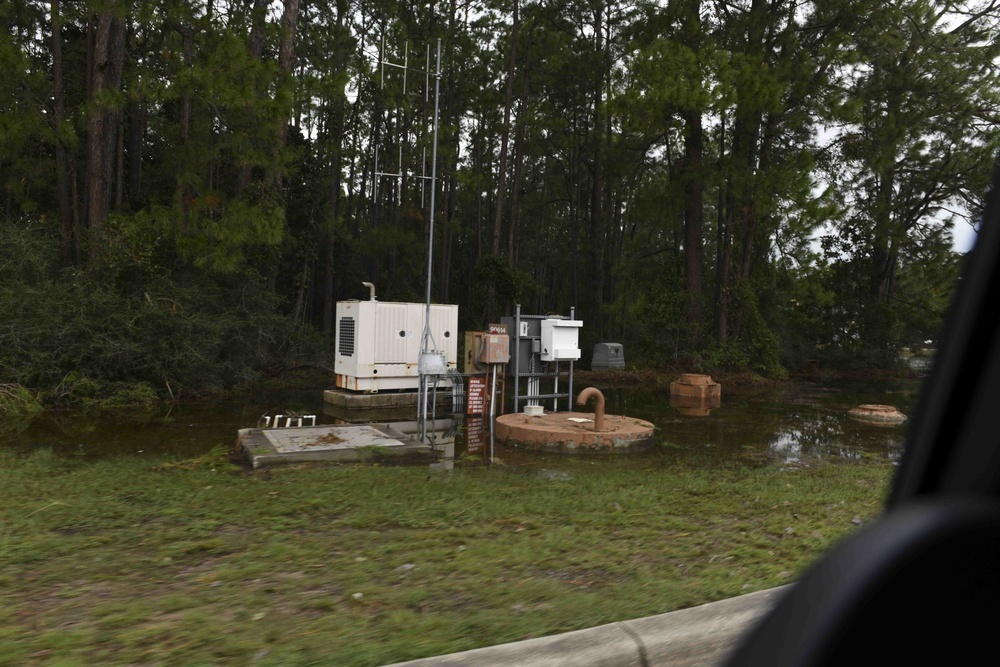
479, 334, 510, 365
500, 316, 539, 375
464, 332, 511, 373
540, 319, 582, 362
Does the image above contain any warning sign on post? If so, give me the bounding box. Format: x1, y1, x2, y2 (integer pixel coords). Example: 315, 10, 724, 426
465, 416, 486, 453
467, 376, 487, 415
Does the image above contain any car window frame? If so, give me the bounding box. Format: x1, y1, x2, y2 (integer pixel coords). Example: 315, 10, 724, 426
721, 156, 1000, 667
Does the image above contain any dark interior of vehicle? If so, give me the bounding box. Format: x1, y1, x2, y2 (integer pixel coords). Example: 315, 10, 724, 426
724, 157, 1000, 666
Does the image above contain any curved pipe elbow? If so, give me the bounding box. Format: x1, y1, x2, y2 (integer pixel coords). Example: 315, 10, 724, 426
576, 387, 606, 432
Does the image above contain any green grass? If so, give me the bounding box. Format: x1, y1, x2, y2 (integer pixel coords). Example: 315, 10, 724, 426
0, 449, 893, 666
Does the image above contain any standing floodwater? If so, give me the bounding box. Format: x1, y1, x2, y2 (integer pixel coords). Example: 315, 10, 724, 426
0, 379, 917, 466
589, 379, 914, 465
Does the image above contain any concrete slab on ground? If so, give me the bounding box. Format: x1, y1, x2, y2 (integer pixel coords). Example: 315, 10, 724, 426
238, 424, 430, 469
264, 425, 404, 452
383, 585, 790, 667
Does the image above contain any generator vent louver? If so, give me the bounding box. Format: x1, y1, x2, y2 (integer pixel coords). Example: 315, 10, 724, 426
338, 317, 356, 356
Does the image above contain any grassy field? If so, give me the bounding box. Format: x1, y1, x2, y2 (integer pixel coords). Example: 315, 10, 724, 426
0, 448, 894, 666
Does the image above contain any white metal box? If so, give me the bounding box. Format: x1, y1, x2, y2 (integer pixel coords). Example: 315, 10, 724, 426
540, 319, 582, 362
334, 301, 459, 392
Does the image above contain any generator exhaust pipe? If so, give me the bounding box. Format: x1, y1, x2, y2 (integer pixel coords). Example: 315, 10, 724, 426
362, 282, 377, 301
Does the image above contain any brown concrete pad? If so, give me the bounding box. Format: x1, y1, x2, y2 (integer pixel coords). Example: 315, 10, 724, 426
847, 404, 906, 426
495, 411, 655, 452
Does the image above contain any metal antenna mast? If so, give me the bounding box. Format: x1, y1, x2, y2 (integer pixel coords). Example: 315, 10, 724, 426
417, 39, 443, 443
374, 34, 444, 442
374, 40, 436, 206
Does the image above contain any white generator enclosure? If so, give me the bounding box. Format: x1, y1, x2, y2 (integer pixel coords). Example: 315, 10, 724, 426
334, 301, 459, 392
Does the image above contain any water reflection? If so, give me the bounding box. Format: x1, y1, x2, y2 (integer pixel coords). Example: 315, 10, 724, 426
463, 416, 489, 456
768, 413, 902, 464
550, 379, 913, 466
669, 395, 722, 417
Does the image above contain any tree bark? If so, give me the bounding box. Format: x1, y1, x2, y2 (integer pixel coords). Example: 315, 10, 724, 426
85, 4, 126, 260
714, 112, 730, 345
125, 100, 144, 208
274, 0, 301, 177
721, 0, 766, 340
50, 0, 73, 266
175, 23, 194, 229
590, 1, 606, 334
492, 0, 519, 257
508, 68, 529, 263
681, 0, 704, 332
322, 0, 347, 335
115, 112, 124, 210
682, 109, 704, 327
872, 163, 897, 302
237, 0, 268, 197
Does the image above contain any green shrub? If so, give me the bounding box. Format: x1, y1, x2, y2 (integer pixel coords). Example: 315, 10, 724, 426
92, 382, 161, 408
0, 383, 43, 418
0, 218, 327, 400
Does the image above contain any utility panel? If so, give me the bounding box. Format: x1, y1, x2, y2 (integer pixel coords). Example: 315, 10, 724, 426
540, 319, 582, 361
592, 342, 625, 370
500, 316, 540, 375
464, 332, 511, 373
479, 334, 510, 365
334, 300, 458, 392
503, 306, 579, 413
464, 331, 486, 374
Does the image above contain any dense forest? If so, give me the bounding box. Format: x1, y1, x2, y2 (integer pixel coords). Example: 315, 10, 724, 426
2, 0, 999, 402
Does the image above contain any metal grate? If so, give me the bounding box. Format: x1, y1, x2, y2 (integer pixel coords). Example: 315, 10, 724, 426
338, 317, 356, 356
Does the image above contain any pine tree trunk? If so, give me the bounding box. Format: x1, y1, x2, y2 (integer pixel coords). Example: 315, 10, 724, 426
724, 0, 766, 341
322, 0, 347, 335
85, 5, 125, 260
51, 0, 72, 266
682, 108, 704, 329
115, 113, 124, 210
125, 100, 143, 208
681, 0, 704, 333
508, 69, 529, 263
237, 0, 268, 197
175, 24, 193, 229
271, 0, 301, 188
714, 111, 729, 344
590, 2, 606, 333
492, 0, 520, 258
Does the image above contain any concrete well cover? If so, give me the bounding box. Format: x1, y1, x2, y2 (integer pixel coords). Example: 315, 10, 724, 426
847, 404, 907, 426
495, 412, 655, 452
264, 425, 405, 453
